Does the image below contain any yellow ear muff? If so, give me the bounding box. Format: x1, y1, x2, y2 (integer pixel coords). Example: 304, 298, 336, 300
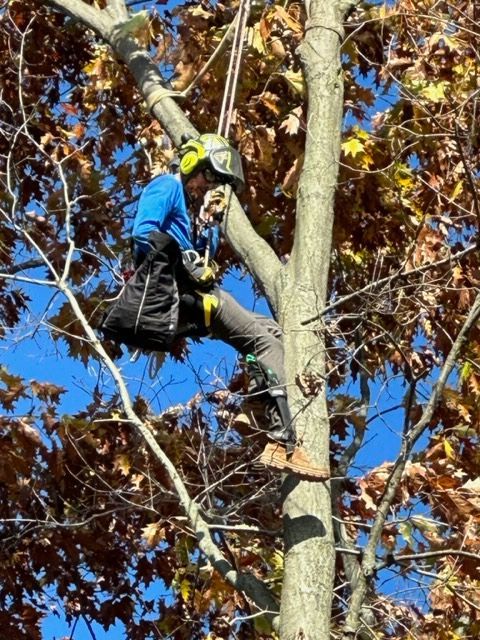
179, 140, 207, 175
180, 150, 199, 175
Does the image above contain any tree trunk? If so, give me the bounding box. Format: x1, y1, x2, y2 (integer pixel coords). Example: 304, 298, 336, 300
278, 1, 353, 638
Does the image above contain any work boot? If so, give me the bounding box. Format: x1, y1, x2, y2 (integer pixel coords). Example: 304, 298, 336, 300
259, 442, 330, 481
241, 354, 329, 479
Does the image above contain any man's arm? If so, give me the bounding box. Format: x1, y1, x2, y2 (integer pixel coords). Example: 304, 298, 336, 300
134, 173, 200, 251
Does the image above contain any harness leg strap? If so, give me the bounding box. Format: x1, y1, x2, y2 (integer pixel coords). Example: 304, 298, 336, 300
197, 291, 220, 329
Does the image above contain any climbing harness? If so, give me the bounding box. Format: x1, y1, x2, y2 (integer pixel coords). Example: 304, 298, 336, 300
197, 291, 220, 329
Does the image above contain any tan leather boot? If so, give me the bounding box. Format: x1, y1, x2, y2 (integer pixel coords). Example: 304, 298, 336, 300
259, 442, 330, 480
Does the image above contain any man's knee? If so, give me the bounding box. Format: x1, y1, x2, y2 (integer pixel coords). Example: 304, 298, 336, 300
262, 317, 282, 341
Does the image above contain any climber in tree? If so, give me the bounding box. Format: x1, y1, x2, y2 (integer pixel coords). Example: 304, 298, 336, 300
102, 133, 327, 478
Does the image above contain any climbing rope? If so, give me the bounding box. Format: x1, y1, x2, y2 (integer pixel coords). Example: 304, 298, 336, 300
194, 0, 250, 267
217, 0, 251, 137
147, 0, 250, 137
194, 0, 250, 269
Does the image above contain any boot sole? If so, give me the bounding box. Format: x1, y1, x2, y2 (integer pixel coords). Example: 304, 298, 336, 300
259, 443, 330, 481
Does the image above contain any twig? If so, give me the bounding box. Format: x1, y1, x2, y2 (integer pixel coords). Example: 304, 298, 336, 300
302, 244, 476, 325
342, 291, 480, 638
82, 614, 98, 640
68, 616, 79, 640
379, 548, 480, 569
58, 281, 280, 617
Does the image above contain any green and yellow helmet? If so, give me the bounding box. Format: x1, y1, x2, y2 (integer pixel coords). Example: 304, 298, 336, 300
178, 133, 245, 193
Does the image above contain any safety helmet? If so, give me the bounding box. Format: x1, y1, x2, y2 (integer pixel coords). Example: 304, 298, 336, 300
178, 133, 245, 193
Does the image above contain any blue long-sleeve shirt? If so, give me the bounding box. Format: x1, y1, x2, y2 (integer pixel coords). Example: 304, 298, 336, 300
132, 174, 219, 262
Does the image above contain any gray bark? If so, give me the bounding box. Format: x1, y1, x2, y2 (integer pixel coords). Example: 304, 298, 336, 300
277, 1, 355, 638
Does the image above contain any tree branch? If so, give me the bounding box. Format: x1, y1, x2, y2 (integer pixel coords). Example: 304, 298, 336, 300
3, 258, 45, 275
333, 332, 375, 639
378, 548, 480, 570
342, 291, 480, 638
43, 0, 111, 38
105, 0, 129, 22
60, 280, 280, 618
302, 243, 477, 325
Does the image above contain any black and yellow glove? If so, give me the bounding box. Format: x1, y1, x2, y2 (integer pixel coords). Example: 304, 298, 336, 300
182, 251, 217, 288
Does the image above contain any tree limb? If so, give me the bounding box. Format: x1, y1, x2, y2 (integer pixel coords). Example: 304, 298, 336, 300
342, 290, 480, 638
60, 280, 280, 618
333, 333, 375, 639
43, 0, 111, 38
3, 258, 45, 275
378, 548, 480, 570
105, 0, 129, 22
302, 243, 477, 325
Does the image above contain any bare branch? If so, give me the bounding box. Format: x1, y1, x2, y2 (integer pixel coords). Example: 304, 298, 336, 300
302, 243, 476, 325
59, 281, 280, 617
379, 549, 480, 569
43, 0, 110, 38
4, 258, 45, 274
342, 291, 480, 638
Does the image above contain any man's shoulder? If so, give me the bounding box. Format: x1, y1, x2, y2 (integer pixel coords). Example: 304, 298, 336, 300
145, 173, 182, 194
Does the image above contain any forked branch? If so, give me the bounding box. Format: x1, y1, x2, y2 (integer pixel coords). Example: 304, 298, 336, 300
342, 290, 480, 638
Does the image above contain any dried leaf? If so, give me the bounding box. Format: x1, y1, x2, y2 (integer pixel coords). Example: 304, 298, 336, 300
113, 454, 131, 476
141, 522, 166, 549
279, 107, 302, 135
